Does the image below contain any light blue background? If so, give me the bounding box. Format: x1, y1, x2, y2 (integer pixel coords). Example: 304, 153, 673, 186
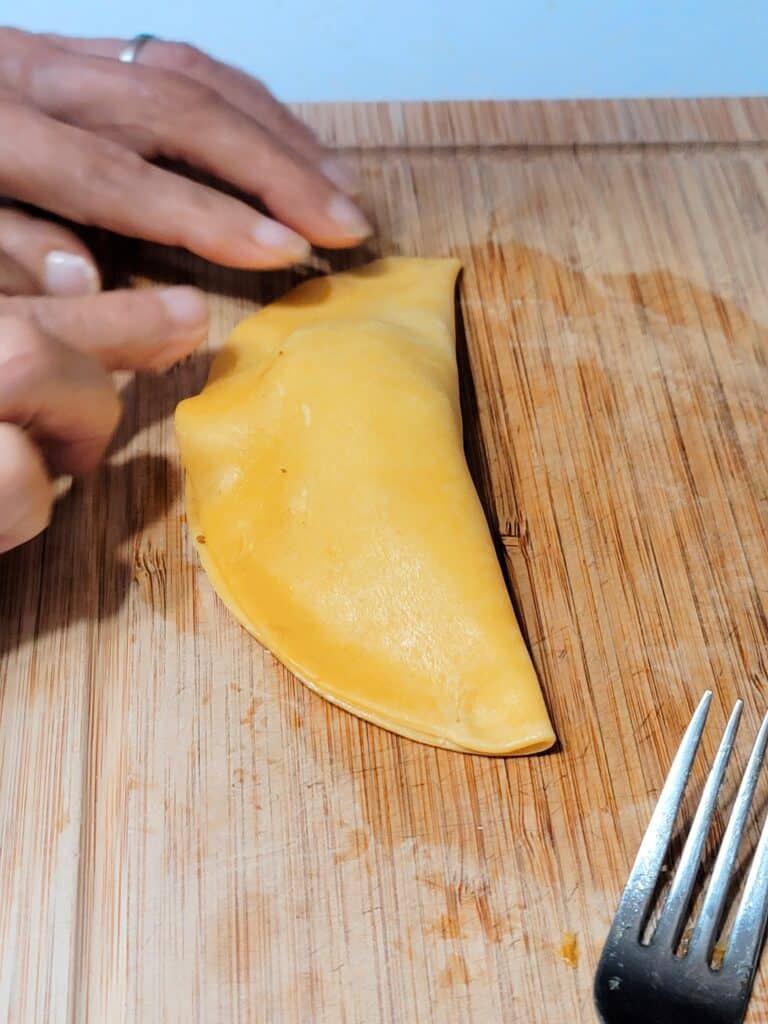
12, 1, 768, 102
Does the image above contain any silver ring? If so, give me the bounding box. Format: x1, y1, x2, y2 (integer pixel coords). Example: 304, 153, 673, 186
119, 33, 156, 64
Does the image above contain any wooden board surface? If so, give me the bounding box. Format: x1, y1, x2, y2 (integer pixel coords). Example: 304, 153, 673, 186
1, 98, 767, 1023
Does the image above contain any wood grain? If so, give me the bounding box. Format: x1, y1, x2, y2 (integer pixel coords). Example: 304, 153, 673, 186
293, 96, 768, 147
1, 98, 767, 1023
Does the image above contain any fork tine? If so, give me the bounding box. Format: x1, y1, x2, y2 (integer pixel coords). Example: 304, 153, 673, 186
652, 700, 743, 950
718, 712, 768, 972
688, 710, 768, 962
727, 807, 768, 971
610, 692, 712, 936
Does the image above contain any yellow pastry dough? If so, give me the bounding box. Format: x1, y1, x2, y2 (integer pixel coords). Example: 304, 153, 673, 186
175, 258, 554, 754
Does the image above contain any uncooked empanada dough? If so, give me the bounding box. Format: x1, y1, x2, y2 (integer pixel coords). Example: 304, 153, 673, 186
176, 258, 554, 754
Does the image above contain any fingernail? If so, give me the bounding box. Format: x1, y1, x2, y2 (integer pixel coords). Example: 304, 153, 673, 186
151, 288, 209, 371
322, 157, 362, 195
326, 195, 372, 240
158, 287, 208, 330
44, 251, 100, 296
251, 219, 311, 262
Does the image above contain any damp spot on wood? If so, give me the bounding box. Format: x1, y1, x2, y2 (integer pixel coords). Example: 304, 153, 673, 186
334, 828, 370, 864
437, 952, 470, 989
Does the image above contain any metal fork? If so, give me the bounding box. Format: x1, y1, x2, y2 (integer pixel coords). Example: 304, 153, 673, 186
595, 691, 768, 1024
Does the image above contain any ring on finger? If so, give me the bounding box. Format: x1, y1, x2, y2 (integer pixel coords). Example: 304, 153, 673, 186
119, 33, 156, 64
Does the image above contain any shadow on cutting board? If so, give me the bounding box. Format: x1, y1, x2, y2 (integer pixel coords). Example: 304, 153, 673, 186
0, 453, 179, 665
1, 234, 765, 673
0, 240, 382, 666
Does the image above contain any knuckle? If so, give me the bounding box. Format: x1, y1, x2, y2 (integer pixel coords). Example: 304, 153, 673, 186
0, 315, 52, 387
0, 26, 34, 54
138, 66, 216, 137
0, 101, 35, 165
0, 424, 51, 543
159, 41, 208, 73
0, 29, 59, 100
97, 135, 146, 171
83, 140, 151, 205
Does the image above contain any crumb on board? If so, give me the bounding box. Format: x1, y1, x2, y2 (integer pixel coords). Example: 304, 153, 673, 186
559, 931, 579, 968
678, 925, 728, 969
712, 940, 728, 970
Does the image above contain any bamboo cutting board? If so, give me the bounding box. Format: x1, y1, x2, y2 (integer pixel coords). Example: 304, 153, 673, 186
1, 98, 767, 1024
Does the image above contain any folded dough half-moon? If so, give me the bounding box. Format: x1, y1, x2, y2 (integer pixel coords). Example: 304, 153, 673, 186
175, 258, 555, 754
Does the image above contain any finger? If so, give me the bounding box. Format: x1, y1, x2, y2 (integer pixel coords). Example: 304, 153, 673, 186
149, 94, 371, 248
0, 206, 100, 296
0, 100, 311, 268
0, 422, 52, 553
0, 286, 209, 371
2, 39, 371, 249
0, 247, 39, 295
146, 43, 362, 194
0, 315, 120, 475
42, 34, 361, 195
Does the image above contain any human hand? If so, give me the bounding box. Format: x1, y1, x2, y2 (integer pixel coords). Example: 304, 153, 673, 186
0, 28, 370, 272
0, 286, 208, 553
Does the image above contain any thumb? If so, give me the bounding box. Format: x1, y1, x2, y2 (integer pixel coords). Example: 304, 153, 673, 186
0, 315, 120, 477
0, 422, 52, 553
